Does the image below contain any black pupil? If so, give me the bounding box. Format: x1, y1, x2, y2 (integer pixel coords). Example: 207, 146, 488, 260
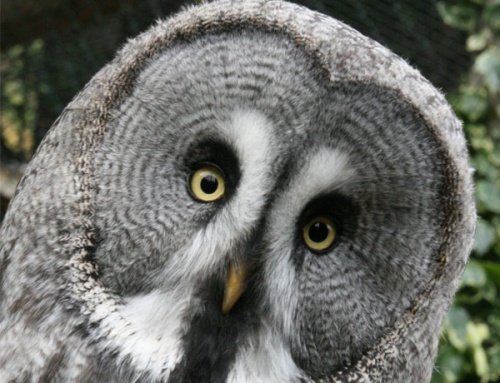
309, 222, 329, 243
201, 174, 218, 194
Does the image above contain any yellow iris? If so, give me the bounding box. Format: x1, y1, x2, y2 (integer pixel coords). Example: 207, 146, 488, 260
303, 216, 336, 252
189, 164, 226, 202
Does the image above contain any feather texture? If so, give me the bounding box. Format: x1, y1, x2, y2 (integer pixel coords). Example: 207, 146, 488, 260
0, 1, 475, 382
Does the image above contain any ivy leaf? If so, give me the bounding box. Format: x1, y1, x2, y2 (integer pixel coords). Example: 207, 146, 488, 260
482, 260, 500, 287
437, 3, 478, 31
446, 306, 471, 351
472, 154, 499, 181
466, 322, 489, 348
466, 323, 490, 378
461, 260, 487, 288
474, 219, 496, 255
474, 48, 500, 94
473, 346, 489, 379
487, 346, 500, 381
484, 3, 500, 32
456, 90, 489, 121
467, 29, 491, 51
477, 180, 500, 213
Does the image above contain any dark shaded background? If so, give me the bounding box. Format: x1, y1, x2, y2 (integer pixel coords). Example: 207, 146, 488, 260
0, 0, 469, 168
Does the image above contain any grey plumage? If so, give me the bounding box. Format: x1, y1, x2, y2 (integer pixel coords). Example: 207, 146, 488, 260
0, 1, 475, 382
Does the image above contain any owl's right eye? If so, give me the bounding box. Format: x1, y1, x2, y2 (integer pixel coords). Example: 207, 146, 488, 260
302, 215, 337, 253
189, 164, 226, 202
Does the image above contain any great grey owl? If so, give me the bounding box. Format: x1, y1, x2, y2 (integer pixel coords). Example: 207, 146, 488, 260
0, 1, 476, 382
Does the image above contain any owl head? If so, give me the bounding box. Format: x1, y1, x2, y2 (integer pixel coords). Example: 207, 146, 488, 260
0, 1, 475, 382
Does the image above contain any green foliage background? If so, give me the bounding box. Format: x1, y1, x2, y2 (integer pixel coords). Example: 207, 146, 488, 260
0, 1, 499, 382
432, 1, 500, 382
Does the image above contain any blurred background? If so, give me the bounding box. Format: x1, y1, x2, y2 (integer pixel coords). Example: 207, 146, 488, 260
0, 0, 499, 381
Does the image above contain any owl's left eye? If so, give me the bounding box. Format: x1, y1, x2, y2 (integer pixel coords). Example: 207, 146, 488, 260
189, 164, 226, 202
302, 216, 337, 253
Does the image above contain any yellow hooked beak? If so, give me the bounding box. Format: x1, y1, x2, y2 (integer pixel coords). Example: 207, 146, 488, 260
222, 261, 248, 315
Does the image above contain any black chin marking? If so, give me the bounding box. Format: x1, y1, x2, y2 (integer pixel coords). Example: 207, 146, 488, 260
167, 275, 261, 383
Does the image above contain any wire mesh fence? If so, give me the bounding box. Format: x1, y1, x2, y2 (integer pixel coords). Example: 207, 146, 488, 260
1, 0, 470, 168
